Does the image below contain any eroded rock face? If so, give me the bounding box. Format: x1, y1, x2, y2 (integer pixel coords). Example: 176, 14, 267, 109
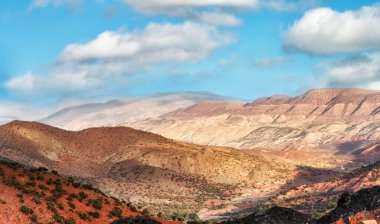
130, 88, 380, 151
223, 186, 380, 224
318, 186, 380, 224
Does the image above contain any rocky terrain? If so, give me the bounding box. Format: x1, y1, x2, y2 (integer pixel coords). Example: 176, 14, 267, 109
2, 155, 379, 224
221, 186, 380, 224
228, 161, 380, 223
0, 159, 177, 224
0, 121, 301, 217
130, 88, 380, 153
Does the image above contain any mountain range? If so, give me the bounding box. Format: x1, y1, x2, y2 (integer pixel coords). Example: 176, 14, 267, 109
3, 88, 380, 223
41, 88, 380, 155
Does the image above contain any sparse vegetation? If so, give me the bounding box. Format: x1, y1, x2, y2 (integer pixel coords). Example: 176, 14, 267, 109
20, 205, 34, 215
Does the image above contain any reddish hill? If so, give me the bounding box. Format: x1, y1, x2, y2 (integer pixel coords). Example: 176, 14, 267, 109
0, 121, 294, 216
0, 160, 178, 224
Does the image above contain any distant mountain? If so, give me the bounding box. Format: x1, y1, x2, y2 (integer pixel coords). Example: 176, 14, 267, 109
41, 92, 230, 131
44, 88, 380, 153
131, 88, 380, 153
0, 121, 294, 216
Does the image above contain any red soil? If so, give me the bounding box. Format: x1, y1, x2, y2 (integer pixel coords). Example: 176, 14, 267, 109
0, 162, 178, 224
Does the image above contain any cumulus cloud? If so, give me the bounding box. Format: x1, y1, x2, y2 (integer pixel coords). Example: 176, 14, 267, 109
59, 22, 234, 63
252, 56, 290, 68
6, 22, 234, 95
284, 4, 380, 55
323, 54, 380, 89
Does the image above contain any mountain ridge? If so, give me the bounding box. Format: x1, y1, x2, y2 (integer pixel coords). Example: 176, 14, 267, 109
130, 88, 380, 151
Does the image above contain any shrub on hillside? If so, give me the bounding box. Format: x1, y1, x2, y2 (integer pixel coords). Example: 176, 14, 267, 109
110, 216, 161, 224
20, 205, 34, 215
108, 207, 122, 218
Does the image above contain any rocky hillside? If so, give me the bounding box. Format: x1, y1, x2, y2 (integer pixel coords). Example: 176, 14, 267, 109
0, 121, 295, 215
131, 88, 380, 151
0, 159, 177, 224
252, 161, 380, 221
222, 186, 380, 224
318, 186, 380, 224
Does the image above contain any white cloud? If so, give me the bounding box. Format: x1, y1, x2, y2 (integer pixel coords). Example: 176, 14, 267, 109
29, 0, 81, 10
252, 56, 290, 68
124, 0, 259, 15
6, 70, 101, 95
323, 54, 380, 89
7, 22, 234, 96
195, 11, 242, 26
284, 4, 380, 55
59, 22, 235, 63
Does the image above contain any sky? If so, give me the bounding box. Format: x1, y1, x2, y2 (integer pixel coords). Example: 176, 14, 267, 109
1, 0, 380, 121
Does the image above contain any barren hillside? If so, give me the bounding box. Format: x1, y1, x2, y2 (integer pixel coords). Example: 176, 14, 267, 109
0, 121, 296, 215
131, 88, 380, 152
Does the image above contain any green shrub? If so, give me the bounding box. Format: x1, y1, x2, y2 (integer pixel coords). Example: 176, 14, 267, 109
32, 196, 42, 205
72, 182, 81, 188
20, 205, 34, 215
37, 167, 48, 172
67, 201, 76, 209
53, 213, 65, 223
77, 212, 88, 220
39, 184, 49, 191
88, 211, 100, 218
109, 207, 122, 218
46, 178, 53, 185
16, 193, 23, 198
130, 206, 138, 212
142, 208, 150, 215
78, 191, 88, 199
92, 198, 102, 210
82, 184, 93, 190
29, 214, 38, 223
64, 217, 76, 224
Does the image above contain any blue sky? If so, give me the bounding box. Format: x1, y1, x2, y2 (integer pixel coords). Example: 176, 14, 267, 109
1, 0, 380, 120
